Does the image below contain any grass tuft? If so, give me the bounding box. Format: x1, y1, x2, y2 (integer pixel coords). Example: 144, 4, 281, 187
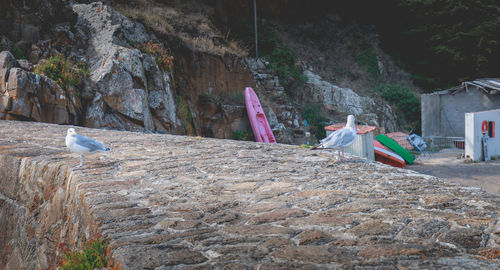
59, 238, 108, 270
140, 40, 174, 71
233, 130, 253, 141
34, 55, 88, 90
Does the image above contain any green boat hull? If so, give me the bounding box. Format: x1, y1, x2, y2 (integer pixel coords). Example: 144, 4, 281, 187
376, 134, 415, 164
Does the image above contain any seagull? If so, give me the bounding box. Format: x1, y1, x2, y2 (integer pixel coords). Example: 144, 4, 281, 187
312, 115, 357, 161
65, 128, 110, 167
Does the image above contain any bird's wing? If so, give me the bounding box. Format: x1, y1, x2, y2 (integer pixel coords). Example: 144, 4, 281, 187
75, 134, 107, 152
320, 127, 356, 148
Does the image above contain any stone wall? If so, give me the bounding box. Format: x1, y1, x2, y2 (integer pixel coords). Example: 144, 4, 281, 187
1, 120, 499, 269
0, 127, 99, 269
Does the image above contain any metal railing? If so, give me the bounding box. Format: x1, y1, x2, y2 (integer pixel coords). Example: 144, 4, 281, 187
423, 136, 465, 153
387, 135, 465, 160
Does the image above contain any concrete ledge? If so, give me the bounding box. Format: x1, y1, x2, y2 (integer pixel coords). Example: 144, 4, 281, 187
1, 120, 499, 269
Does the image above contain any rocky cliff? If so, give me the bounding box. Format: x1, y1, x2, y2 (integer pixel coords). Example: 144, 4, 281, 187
1, 121, 499, 269
0, 0, 403, 144
0, 1, 311, 143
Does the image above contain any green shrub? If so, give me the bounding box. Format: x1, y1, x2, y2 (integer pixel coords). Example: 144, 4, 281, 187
34, 55, 88, 89
357, 49, 379, 79
376, 83, 421, 132
60, 238, 108, 270
265, 45, 305, 88
302, 104, 328, 140
411, 74, 441, 92
231, 19, 303, 88
233, 130, 253, 141
11, 44, 26, 60
232, 18, 280, 57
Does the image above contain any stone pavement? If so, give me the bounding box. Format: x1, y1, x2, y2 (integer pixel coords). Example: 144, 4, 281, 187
0, 120, 499, 269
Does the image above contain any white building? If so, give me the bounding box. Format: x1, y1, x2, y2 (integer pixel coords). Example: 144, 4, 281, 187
465, 109, 500, 161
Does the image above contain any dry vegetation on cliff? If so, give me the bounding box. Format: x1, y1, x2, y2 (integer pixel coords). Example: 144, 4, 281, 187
114, 0, 247, 56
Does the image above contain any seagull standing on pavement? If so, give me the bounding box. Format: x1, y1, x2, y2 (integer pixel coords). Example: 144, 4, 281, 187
65, 128, 110, 167
312, 115, 357, 161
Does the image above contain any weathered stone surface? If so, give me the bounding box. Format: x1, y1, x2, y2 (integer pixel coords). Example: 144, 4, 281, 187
9, 98, 32, 118
244, 58, 307, 144
7, 68, 28, 98
1, 120, 499, 269
0, 96, 11, 112
0, 51, 15, 70
16, 59, 32, 71
0, 68, 9, 93
0, 49, 80, 124
72, 2, 183, 133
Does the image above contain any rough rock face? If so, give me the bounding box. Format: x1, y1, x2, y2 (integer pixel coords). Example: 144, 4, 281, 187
1, 121, 499, 269
73, 2, 183, 133
0, 51, 79, 123
0, 0, 75, 52
302, 70, 398, 131
171, 50, 255, 139
245, 58, 306, 144
0, 0, 398, 144
171, 52, 306, 143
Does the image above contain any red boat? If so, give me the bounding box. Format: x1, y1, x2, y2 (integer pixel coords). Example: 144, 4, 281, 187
373, 140, 405, 168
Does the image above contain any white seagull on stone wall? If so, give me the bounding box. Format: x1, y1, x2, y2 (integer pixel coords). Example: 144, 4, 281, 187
312, 115, 357, 161
65, 128, 110, 167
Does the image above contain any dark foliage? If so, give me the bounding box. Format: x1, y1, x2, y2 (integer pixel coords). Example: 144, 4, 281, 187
218, 0, 500, 90
376, 83, 421, 133
332, 0, 500, 90
302, 104, 328, 140
230, 18, 304, 88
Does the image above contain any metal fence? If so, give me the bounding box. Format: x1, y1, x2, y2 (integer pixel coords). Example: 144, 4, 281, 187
422, 136, 465, 154
387, 134, 465, 160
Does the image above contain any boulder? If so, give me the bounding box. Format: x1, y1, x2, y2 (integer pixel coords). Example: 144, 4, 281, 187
0, 96, 11, 112
0, 51, 15, 70
16, 59, 32, 71
7, 68, 28, 98
9, 98, 32, 118
0, 58, 77, 123
103, 87, 146, 122
0, 68, 9, 93
73, 2, 182, 132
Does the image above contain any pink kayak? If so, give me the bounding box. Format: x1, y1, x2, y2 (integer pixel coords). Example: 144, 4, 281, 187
244, 87, 276, 143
